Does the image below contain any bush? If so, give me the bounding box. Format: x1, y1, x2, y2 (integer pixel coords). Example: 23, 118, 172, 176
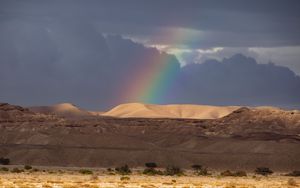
107, 168, 113, 172
143, 168, 163, 175
11, 168, 24, 173
145, 162, 157, 168
0, 167, 9, 172
79, 169, 93, 175
0, 157, 10, 165
24, 165, 32, 170
120, 176, 130, 181
31, 168, 39, 172
191, 164, 209, 176
221, 170, 233, 176
191, 164, 202, 171
165, 166, 183, 176
287, 170, 300, 177
255, 167, 273, 176
115, 165, 131, 175
234, 171, 247, 177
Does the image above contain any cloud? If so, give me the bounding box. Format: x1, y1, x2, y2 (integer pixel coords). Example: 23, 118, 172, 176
1, 0, 300, 48
173, 54, 300, 108
0, 16, 299, 110
0, 19, 180, 109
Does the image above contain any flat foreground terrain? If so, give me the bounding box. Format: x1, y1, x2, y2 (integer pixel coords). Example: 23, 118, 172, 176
0, 172, 299, 188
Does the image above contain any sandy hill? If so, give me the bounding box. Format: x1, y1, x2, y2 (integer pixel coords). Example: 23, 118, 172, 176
29, 103, 91, 117
102, 103, 240, 119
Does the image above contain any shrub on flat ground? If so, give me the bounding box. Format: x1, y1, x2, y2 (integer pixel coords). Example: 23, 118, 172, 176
165, 166, 183, 176
120, 176, 130, 181
115, 165, 131, 175
143, 168, 163, 175
24, 165, 32, 170
0, 167, 9, 172
79, 169, 93, 175
255, 167, 273, 176
11, 168, 24, 173
221, 170, 233, 176
287, 170, 300, 177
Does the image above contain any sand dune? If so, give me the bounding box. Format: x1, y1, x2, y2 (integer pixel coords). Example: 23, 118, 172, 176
29, 103, 91, 117
102, 103, 240, 119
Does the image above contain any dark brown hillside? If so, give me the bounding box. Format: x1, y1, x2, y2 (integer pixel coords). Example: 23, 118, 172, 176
0, 103, 300, 171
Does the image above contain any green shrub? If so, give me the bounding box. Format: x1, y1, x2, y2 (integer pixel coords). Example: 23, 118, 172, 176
165, 166, 183, 176
11, 168, 24, 173
0, 167, 9, 172
115, 165, 131, 175
0, 157, 10, 165
197, 167, 210, 176
287, 171, 300, 177
191, 164, 202, 171
143, 168, 163, 175
107, 168, 113, 172
31, 168, 39, 172
24, 165, 32, 170
255, 167, 273, 176
145, 162, 157, 168
79, 169, 93, 175
120, 176, 130, 181
221, 170, 233, 176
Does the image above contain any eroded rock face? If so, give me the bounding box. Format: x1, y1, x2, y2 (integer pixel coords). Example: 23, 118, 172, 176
0, 102, 300, 170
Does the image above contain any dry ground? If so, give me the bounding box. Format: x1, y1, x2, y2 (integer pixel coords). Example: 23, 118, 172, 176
0, 170, 299, 188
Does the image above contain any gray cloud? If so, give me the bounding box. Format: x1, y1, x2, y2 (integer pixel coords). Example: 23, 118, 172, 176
173, 54, 300, 108
1, 0, 300, 48
0, 1, 299, 109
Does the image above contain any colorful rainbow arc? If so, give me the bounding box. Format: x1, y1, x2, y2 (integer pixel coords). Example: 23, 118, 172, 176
121, 51, 179, 104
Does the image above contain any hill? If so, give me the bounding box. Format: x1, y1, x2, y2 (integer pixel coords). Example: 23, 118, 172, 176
29, 103, 91, 118
0, 102, 300, 171
102, 103, 240, 119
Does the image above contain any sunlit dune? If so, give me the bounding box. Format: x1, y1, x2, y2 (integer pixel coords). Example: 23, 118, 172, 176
102, 103, 240, 119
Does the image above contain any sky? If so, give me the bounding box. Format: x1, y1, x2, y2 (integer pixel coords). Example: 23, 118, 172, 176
0, 0, 300, 110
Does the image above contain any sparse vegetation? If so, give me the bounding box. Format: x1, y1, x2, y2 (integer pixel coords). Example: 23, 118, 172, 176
0, 167, 9, 172
120, 176, 130, 181
191, 164, 209, 176
79, 169, 93, 175
11, 168, 24, 173
165, 166, 183, 176
286, 170, 300, 177
24, 165, 32, 170
255, 167, 273, 176
143, 162, 163, 175
115, 165, 131, 175
0, 157, 10, 165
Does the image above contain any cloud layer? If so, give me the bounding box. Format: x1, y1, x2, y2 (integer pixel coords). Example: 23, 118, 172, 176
0, 18, 299, 109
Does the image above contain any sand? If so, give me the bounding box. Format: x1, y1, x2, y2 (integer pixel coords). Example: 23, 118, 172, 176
102, 103, 240, 119
0, 170, 298, 188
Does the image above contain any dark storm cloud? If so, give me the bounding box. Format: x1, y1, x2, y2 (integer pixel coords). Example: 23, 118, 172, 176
0, 20, 180, 109
174, 54, 300, 108
1, 0, 300, 48
0, 0, 300, 109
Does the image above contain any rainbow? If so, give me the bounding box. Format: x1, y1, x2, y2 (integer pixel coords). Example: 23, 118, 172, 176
121, 51, 179, 104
